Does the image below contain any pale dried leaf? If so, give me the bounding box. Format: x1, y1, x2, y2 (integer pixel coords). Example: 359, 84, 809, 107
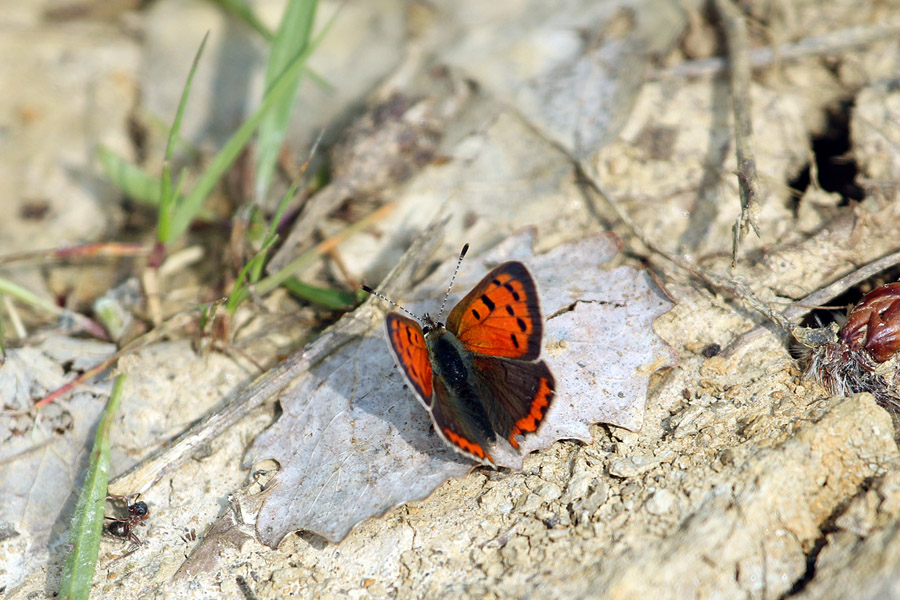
0, 342, 113, 560
246, 232, 676, 544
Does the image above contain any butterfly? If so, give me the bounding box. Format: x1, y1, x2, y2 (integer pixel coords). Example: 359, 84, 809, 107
364, 245, 556, 465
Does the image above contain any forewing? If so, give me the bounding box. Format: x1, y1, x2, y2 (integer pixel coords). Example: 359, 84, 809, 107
471, 355, 555, 448
385, 313, 433, 404
446, 262, 543, 360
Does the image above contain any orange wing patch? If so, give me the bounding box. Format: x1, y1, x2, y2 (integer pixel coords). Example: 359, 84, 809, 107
507, 376, 553, 447
386, 313, 433, 403
446, 262, 543, 360
442, 428, 494, 463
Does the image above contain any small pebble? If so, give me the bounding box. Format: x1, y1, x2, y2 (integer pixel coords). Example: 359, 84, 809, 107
645, 489, 678, 515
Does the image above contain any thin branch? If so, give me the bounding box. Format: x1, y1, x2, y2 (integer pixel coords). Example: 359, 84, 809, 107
0, 242, 149, 266
653, 20, 900, 80
715, 0, 762, 265
25, 311, 197, 412
584, 159, 900, 357
581, 168, 791, 332
723, 245, 900, 355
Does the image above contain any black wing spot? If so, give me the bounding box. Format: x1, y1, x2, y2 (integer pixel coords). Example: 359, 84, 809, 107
516, 317, 527, 332
511, 334, 520, 349
472, 308, 481, 321
492, 278, 502, 287
506, 305, 515, 316
503, 282, 521, 301
480, 294, 495, 312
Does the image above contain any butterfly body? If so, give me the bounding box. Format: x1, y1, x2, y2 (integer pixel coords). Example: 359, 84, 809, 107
381, 260, 556, 465
422, 317, 499, 451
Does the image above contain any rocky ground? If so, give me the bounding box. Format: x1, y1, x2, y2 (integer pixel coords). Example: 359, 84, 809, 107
3, 0, 900, 598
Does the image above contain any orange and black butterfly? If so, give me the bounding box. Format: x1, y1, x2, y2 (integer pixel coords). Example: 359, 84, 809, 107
364, 245, 555, 465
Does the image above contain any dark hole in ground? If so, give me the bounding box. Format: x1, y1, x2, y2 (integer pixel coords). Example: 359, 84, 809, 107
798, 287, 864, 333
789, 100, 865, 211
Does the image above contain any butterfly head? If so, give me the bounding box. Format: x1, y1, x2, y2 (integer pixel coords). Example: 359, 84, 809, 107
361, 243, 469, 336
421, 313, 446, 339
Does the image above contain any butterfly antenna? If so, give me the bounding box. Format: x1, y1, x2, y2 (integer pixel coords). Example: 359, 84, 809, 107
437, 243, 469, 321
360, 284, 420, 321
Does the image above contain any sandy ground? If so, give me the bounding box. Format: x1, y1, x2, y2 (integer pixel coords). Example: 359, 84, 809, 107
4, 0, 900, 598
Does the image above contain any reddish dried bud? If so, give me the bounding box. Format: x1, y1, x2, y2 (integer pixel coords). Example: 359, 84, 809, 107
804, 282, 900, 410
839, 282, 900, 363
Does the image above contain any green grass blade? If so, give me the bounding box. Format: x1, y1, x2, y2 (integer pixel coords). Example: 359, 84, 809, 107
225, 183, 297, 314
211, 0, 274, 40
0, 296, 6, 365
0, 276, 108, 339
164, 33, 209, 170
158, 156, 174, 239
98, 147, 162, 207
225, 234, 279, 313
159, 32, 210, 243
282, 278, 355, 309
301, 64, 333, 93
255, 201, 394, 296
98, 148, 214, 221
207, 0, 335, 91
227, 130, 323, 314
143, 112, 204, 161
0, 275, 65, 316
58, 375, 127, 600
209, 0, 333, 92
166, 14, 336, 243
255, 0, 318, 203
250, 181, 297, 283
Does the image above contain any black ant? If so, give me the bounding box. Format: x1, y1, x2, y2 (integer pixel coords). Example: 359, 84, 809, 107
104, 493, 149, 548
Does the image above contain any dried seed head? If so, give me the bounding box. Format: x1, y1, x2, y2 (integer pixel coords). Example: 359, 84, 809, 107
804, 282, 900, 410
838, 282, 900, 363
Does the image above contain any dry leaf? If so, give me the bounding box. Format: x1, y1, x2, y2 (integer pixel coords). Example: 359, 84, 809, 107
245, 232, 676, 544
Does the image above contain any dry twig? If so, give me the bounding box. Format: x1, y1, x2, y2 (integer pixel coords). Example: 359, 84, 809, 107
653, 20, 900, 80
583, 170, 791, 330
714, 0, 762, 265
584, 158, 900, 358
723, 246, 900, 356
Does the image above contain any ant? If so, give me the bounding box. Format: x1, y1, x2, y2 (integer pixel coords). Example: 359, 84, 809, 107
104, 493, 149, 548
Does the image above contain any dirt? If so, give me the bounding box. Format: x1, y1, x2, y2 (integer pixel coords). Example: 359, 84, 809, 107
3, 0, 900, 598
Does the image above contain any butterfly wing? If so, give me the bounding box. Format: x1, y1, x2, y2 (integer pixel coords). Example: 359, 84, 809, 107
471, 355, 555, 448
385, 313, 433, 403
446, 262, 543, 360
429, 377, 496, 464
387, 261, 554, 463
387, 313, 495, 464
447, 261, 555, 447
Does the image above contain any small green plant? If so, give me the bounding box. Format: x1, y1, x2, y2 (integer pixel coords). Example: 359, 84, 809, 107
58, 375, 127, 600
100, 0, 362, 318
